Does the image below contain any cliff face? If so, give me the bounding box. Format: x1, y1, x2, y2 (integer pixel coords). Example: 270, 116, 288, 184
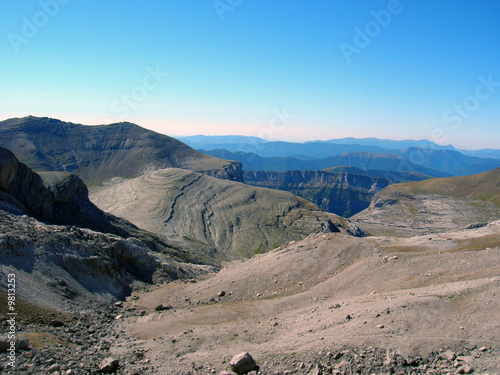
0, 116, 243, 184
243, 170, 391, 217
0, 146, 54, 219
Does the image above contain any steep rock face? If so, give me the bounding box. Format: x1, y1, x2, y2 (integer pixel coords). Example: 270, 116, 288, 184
90, 168, 364, 262
353, 168, 500, 236
0, 116, 243, 184
244, 170, 391, 217
0, 146, 53, 219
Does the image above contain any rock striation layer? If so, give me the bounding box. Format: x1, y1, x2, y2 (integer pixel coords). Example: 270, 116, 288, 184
353, 168, 500, 236
244, 169, 391, 217
90, 168, 364, 261
0, 146, 213, 308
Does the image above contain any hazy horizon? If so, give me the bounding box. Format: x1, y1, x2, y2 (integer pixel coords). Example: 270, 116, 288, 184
2, 114, 499, 152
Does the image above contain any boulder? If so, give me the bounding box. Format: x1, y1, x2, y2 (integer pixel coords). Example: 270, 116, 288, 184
229, 352, 259, 375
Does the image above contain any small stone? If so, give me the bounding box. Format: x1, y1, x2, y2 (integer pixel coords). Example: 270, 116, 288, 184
49, 319, 65, 327
377, 324, 384, 329
456, 356, 473, 364
48, 364, 60, 373
100, 357, 119, 373
218, 291, 226, 297
155, 304, 165, 311
442, 350, 456, 361
456, 365, 474, 374
478, 346, 488, 352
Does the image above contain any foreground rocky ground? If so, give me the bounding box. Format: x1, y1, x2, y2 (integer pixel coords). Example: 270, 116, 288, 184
2, 222, 499, 374
1, 296, 499, 374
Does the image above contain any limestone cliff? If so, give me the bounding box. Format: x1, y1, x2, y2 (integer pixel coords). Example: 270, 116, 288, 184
244, 170, 391, 217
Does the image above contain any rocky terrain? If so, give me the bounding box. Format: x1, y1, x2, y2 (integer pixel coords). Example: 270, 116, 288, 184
353, 168, 500, 237
68, 221, 500, 373
90, 168, 364, 262
0, 147, 216, 309
0, 116, 243, 184
244, 170, 392, 217
2, 218, 499, 374
1, 140, 499, 374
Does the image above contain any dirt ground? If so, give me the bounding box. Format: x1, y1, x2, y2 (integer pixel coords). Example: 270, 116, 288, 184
111, 221, 500, 373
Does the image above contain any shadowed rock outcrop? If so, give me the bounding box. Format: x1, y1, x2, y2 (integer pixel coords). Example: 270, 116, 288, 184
243, 170, 391, 217
0, 146, 53, 219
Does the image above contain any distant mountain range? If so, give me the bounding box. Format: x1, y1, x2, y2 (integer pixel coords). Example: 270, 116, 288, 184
178, 135, 500, 177
178, 135, 458, 154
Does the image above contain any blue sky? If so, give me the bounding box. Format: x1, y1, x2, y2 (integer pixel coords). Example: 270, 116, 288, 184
1, 1, 499, 149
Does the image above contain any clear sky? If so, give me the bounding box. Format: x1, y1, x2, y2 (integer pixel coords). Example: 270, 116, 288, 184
1, 1, 499, 149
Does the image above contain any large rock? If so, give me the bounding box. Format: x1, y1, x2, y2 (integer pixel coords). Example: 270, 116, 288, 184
0, 146, 53, 219
229, 352, 259, 375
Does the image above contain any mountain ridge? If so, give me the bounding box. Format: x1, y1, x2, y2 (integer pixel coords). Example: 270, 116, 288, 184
0, 116, 243, 184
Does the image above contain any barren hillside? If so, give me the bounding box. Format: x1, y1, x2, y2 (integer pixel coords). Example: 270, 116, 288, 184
90, 168, 363, 261
0, 116, 242, 184
353, 168, 500, 237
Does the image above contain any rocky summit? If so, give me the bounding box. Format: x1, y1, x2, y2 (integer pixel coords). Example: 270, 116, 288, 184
0, 116, 243, 184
